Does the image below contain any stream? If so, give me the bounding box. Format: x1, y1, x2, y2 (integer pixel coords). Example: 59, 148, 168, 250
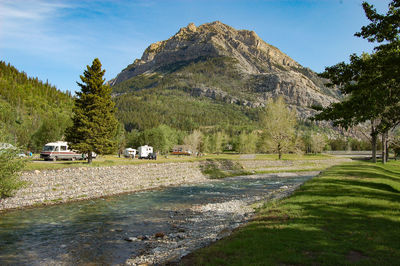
0, 172, 317, 265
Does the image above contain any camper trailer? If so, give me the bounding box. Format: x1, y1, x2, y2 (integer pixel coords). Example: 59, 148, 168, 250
138, 145, 156, 160
40, 141, 83, 161
123, 148, 137, 158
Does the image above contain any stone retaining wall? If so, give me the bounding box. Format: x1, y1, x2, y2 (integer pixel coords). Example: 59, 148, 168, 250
0, 162, 207, 211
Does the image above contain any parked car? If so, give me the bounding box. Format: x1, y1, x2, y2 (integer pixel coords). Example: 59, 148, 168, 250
83, 152, 97, 160
147, 152, 157, 160
17, 152, 27, 158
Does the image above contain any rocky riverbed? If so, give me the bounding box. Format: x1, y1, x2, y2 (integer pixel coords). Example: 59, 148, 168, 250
124, 172, 317, 265
0, 170, 319, 266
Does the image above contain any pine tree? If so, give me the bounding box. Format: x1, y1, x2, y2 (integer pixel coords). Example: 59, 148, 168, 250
66, 58, 118, 163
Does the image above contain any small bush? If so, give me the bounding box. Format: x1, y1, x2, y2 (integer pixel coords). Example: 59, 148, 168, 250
0, 148, 26, 198
200, 159, 248, 179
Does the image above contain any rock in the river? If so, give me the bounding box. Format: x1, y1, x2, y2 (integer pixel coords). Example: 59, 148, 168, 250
137, 235, 149, 241
124, 237, 138, 242
154, 232, 166, 239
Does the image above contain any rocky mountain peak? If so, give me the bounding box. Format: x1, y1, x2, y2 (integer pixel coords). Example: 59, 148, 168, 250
110, 21, 302, 86
177, 22, 197, 35
110, 21, 340, 120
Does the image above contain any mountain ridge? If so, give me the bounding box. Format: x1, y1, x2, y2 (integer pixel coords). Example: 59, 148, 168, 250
110, 21, 302, 85
110, 21, 339, 130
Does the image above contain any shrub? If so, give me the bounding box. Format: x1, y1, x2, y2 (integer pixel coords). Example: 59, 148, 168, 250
0, 146, 26, 198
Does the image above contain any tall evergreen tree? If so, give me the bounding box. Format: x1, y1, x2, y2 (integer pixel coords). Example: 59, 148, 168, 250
66, 58, 118, 163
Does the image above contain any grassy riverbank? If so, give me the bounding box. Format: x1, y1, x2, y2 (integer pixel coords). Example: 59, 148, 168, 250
180, 161, 400, 265
24, 153, 333, 171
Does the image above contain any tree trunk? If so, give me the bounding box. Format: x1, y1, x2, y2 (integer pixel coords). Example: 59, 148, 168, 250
370, 120, 378, 163
88, 152, 93, 164
386, 144, 390, 162
371, 133, 377, 163
278, 143, 282, 160
385, 132, 389, 162
382, 133, 387, 164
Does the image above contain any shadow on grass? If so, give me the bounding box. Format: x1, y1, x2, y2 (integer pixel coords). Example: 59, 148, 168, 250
326, 164, 400, 182
331, 178, 398, 193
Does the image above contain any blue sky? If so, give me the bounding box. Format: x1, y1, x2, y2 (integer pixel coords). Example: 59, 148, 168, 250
0, 0, 392, 93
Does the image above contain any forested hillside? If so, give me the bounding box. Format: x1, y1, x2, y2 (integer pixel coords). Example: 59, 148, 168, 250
0, 61, 73, 151
114, 72, 263, 132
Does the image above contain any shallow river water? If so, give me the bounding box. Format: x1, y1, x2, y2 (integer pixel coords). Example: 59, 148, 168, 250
0, 172, 316, 265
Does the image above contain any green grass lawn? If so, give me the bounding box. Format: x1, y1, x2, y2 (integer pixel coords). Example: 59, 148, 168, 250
23, 153, 334, 171
179, 161, 400, 265
23, 154, 199, 171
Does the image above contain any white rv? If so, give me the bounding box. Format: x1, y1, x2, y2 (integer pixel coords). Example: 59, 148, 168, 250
138, 145, 156, 159
123, 148, 137, 158
40, 141, 83, 161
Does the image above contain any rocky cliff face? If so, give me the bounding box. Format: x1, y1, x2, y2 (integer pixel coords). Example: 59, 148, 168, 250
110, 21, 339, 121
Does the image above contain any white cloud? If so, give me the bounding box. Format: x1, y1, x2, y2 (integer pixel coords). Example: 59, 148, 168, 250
0, 0, 77, 55
0, 0, 71, 21
0, 0, 161, 91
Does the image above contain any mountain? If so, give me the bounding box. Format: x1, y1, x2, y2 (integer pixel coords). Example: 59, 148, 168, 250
0, 61, 73, 151
110, 21, 339, 131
